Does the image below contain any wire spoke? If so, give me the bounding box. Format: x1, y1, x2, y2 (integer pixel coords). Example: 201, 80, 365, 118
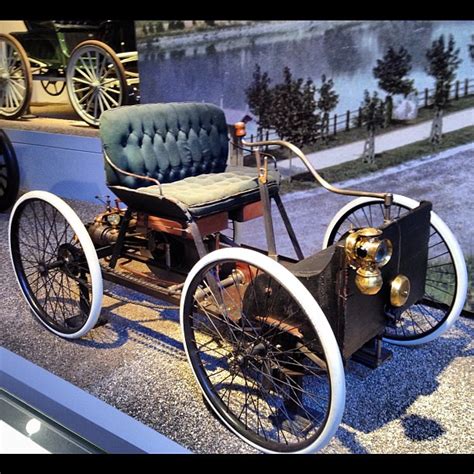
11, 198, 93, 334
327, 201, 460, 341
183, 257, 334, 451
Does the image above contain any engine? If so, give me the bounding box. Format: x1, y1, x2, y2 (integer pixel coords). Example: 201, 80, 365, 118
87, 210, 131, 246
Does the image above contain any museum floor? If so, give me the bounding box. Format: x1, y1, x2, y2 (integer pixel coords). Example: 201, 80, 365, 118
0, 103, 99, 137
0, 146, 472, 454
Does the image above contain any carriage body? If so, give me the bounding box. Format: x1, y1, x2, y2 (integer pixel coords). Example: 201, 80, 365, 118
0, 20, 139, 126
11, 21, 137, 69
7, 102, 468, 453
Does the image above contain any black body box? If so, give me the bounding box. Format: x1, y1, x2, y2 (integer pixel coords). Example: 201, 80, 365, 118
290, 201, 432, 359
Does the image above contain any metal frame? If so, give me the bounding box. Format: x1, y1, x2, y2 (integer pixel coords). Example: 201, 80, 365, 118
94, 131, 399, 306
92, 203, 228, 305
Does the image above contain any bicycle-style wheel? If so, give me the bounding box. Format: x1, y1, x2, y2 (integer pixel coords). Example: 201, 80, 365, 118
181, 247, 345, 453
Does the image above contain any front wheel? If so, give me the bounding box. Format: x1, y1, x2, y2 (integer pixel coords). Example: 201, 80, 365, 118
323, 195, 468, 346
9, 191, 103, 338
181, 247, 345, 454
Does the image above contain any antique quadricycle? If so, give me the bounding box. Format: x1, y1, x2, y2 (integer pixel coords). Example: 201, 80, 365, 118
0, 20, 139, 126
8, 103, 468, 453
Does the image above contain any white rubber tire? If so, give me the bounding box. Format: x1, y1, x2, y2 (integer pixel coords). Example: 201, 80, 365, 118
9, 190, 103, 338
323, 194, 468, 346
180, 247, 346, 454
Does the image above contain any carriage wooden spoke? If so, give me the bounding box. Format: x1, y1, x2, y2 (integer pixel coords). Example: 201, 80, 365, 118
66, 40, 127, 127
0, 33, 32, 119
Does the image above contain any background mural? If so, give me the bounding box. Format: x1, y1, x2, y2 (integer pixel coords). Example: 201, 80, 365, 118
135, 20, 473, 135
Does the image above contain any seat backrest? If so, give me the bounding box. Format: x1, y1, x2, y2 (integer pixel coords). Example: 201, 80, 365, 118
100, 103, 229, 189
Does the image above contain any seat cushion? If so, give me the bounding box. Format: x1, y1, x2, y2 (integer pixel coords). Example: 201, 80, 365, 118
100, 103, 229, 187
134, 166, 280, 217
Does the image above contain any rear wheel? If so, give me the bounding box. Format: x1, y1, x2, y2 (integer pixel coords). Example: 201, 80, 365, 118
0, 129, 19, 212
181, 247, 345, 453
323, 195, 468, 345
66, 40, 127, 127
9, 191, 103, 338
0, 33, 32, 119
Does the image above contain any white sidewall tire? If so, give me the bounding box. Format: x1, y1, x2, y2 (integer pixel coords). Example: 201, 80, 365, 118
180, 247, 346, 454
323, 194, 468, 346
9, 190, 103, 338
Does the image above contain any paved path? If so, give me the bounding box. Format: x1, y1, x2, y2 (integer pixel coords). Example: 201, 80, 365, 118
277, 107, 474, 177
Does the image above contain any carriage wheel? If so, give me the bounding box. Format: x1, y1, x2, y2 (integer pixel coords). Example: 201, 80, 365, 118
0, 33, 32, 119
9, 191, 103, 338
181, 247, 345, 454
41, 79, 66, 96
0, 130, 19, 212
323, 195, 468, 346
66, 40, 127, 127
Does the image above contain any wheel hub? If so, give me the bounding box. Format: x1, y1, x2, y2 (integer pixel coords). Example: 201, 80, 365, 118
58, 246, 73, 263
249, 341, 268, 357
0, 71, 9, 82
37, 261, 48, 277
57, 243, 81, 275
231, 340, 269, 369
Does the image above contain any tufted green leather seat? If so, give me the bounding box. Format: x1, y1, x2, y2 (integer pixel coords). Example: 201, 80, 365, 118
100, 102, 280, 219
136, 166, 279, 217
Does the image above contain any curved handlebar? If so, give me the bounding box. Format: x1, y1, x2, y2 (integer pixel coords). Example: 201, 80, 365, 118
241, 138, 393, 206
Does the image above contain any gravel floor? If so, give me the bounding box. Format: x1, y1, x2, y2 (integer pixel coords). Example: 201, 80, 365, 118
1, 146, 473, 454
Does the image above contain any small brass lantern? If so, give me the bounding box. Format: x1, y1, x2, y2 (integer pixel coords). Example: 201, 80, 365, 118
345, 227, 393, 295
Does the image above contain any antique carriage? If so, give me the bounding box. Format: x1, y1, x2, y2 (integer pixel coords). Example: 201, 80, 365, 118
0, 20, 139, 126
8, 102, 468, 453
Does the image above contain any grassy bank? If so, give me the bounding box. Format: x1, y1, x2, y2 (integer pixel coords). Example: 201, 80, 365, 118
267, 95, 474, 161
279, 125, 474, 194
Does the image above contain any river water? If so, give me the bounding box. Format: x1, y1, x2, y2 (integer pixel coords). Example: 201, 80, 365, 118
137, 20, 474, 118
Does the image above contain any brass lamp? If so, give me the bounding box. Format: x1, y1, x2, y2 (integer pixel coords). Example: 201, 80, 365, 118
345, 227, 393, 295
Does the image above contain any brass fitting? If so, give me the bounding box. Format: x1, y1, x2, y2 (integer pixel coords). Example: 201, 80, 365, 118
234, 121, 246, 137
390, 274, 411, 307
345, 227, 393, 295
355, 267, 384, 296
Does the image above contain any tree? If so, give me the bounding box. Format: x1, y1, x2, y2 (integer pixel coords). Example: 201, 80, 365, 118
317, 75, 339, 143
373, 46, 414, 126
168, 21, 185, 30
269, 67, 320, 149
425, 34, 461, 144
357, 90, 385, 164
245, 64, 273, 139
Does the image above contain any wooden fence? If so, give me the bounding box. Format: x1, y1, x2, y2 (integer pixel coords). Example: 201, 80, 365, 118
250, 77, 474, 142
